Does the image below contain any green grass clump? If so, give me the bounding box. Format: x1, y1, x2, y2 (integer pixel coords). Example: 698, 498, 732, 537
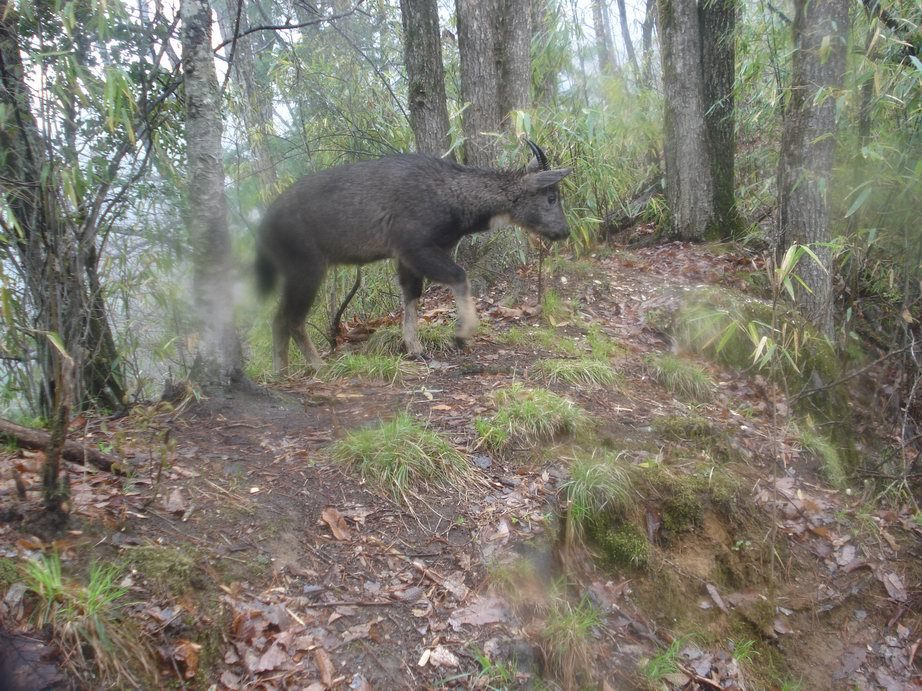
330, 413, 473, 503
564, 452, 634, 528
0, 557, 21, 587
498, 325, 581, 356
798, 425, 847, 488
364, 323, 456, 356
641, 637, 685, 685
541, 288, 570, 324
533, 357, 619, 388
645, 352, 714, 401
541, 594, 601, 689
322, 353, 422, 382
476, 384, 588, 451
24, 554, 154, 686
585, 324, 625, 359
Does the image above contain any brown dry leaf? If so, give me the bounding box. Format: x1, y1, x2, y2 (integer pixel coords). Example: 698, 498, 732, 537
254, 642, 288, 673
429, 645, 459, 668
314, 648, 334, 687
878, 570, 908, 602
431, 404, 452, 411
220, 670, 242, 690
174, 639, 202, 679
448, 596, 507, 631
321, 506, 352, 541
163, 488, 187, 515
705, 583, 729, 614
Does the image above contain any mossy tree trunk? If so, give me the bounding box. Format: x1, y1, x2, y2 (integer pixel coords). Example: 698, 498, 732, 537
456, 0, 502, 167
700, 0, 741, 239
181, 0, 245, 387
400, 0, 452, 156
777, 0, 849, 339
658, 0, 716, 241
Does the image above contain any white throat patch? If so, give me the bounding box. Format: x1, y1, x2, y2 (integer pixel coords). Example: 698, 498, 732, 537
488, 213, 513, 231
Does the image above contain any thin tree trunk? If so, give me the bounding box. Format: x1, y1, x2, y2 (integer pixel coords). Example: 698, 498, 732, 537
592, 0, 617, 74
778, 0, 848, 338
181, 0, 244, 386
641, 0, 657, 83
531, 0, 559, 105
700, 0, 738, 238
216, 0, 278, 199
456, 0, 501, 166
615, 0, 639, 75
658, 0, 715, 240
400, 0, 452, 156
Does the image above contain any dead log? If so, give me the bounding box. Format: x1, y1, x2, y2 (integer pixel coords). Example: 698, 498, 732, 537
0, 417, 120, 473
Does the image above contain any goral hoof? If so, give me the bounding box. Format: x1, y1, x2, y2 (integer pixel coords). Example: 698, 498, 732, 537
454, 336, 468, 350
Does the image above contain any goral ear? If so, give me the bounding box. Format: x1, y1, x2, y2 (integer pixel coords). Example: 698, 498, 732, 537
524, 168, 573, 192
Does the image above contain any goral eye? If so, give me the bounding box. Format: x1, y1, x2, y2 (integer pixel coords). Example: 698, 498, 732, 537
547, 193, 557, 205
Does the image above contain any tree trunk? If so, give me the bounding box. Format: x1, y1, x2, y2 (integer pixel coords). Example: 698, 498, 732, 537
400, 0, 452, 156
181, 0, 244, 386
778, 0, 848, 338
0, 0, 125, 414
456, 0, 501, 166
700, 0, 739, 238
615, 0, 640, 75
592, 0, 618, 74
641, 0, 657, 83
658, 0, 715, 240
498, 0, 533, 117
215, 0, 278, 200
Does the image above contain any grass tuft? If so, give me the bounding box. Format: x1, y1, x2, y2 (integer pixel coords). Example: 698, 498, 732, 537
564, 452, 634, 529
330, 413, 474, 504
533, 357, 619, 388
498, 325, 582, 356
364, 323, 456, 356
645, 353, 714, 401
798, 425, 847, 488
585, 323, 625, 359
540, 593, 601, 689
475, 384, 588, 451
641, 637, 686, 684
23, 554, 155, 686
322, 353, 423, 382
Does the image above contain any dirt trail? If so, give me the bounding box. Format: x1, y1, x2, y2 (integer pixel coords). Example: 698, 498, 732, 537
1, 243, 920, 689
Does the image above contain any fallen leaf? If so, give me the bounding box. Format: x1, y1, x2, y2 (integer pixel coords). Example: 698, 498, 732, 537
429, 645, 459, 668
449, 596, 507, 631
254, 642, 288, 673
321, 506, 352, 541
877, 570, 908, 602
173, 639, 202, 679
314, 648, 334, 687
163, 488, 187, 515
705, 583, 729, 614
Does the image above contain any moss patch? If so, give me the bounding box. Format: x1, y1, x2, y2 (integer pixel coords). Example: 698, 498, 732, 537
127, 544, 203, 597
0, 557, 21, 588
595, 522, 650, 569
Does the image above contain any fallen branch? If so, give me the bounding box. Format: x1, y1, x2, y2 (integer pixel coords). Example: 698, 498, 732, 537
0, 417, 120, 474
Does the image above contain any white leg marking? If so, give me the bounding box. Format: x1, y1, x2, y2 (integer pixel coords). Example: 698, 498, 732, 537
402, 298, 423, 355
451, 282, 479, 340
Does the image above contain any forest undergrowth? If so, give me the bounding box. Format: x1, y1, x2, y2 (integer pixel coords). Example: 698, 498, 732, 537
0, 238, 919, 690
